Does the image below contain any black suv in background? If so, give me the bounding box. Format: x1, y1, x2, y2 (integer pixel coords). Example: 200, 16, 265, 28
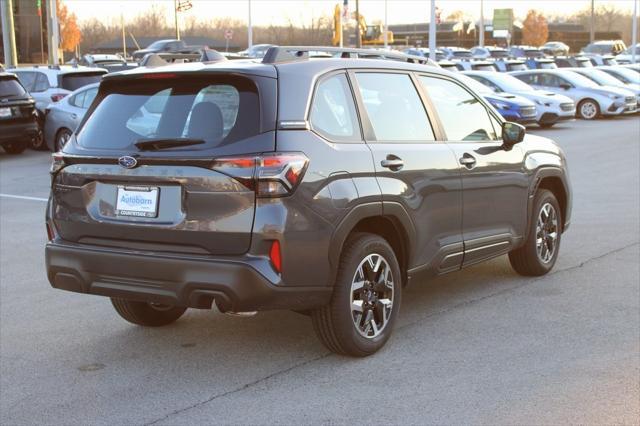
0, 72, 39, 154
45, 47, 572, 356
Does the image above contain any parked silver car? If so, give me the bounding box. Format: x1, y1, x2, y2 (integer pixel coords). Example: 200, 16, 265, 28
44, 83, 98, 151
571, 67, 640, 108
462, 70, 575, 127
510, 69, 637, 119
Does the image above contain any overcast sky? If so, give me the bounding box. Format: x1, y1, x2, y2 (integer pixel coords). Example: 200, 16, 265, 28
66, 0, 637, 26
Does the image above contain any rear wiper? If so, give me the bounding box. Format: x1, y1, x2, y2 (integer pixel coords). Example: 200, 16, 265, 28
134, 138, 205, 151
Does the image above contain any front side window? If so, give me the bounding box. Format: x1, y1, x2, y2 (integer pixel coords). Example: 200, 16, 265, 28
309, 73, 361, 142
419, 76, 498, 142
355, 72, 435, 142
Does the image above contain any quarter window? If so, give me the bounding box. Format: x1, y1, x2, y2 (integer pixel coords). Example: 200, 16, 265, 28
355, 72, 435, 142
33, 73, 50, 92
309, 73, 361, 142
419, 76, 498, 141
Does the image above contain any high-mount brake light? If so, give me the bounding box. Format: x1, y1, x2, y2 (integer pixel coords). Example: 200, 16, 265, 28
211, 153, 309, 198
141, 73, 178, 79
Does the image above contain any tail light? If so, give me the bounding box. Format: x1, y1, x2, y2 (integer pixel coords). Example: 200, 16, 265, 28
50, 93, 67, 102
211, 152, 309, 198
50, 152, 66, 174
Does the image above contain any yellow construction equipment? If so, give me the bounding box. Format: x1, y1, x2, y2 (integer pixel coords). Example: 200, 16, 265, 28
333, 4, 393, 47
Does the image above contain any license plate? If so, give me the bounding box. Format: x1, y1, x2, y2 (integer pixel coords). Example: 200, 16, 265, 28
116, 186, 159, 218
0, 107, 11, 118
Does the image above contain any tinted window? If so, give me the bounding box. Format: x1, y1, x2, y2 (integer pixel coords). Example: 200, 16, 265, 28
33, 73, 50, 92
60, 73, 104, 91
355, 73, 434, 142
0, 77, 27, 97
77, 76, 258, 152
14, 71, 36, 91
419, 76, 498, 141
309, 74, 360, 142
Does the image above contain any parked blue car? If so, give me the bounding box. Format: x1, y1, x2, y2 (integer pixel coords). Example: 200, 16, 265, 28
456, 73, 538, 124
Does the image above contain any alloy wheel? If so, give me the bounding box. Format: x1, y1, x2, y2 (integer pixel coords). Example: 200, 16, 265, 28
580, 102, 597, 119
536, 202, 559, 264
350, 253, 394, 339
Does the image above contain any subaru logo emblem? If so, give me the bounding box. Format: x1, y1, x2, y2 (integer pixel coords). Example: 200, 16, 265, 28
118, 156, 138, 169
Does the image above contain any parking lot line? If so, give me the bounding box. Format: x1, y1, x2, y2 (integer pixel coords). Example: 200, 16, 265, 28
0, 194, 48, 202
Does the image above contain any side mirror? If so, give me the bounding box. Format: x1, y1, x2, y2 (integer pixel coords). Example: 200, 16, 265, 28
502, 121, 525, 148
559, 83, 572, 90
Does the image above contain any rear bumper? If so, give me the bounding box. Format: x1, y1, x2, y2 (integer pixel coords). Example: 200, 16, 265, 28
0, 120, 38, 144
46, 241, 332, 312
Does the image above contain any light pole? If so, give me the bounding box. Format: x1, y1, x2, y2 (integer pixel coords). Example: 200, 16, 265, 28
384, 0, 388, 48
590, 0, 595, 44
633, 0, 638, 64
429, 0, 436, 62
248, 0, 252, 50
1, 0, 18, 67
479, 0, 484, 47
355, 0, 361, 48
174, 0, 180, 40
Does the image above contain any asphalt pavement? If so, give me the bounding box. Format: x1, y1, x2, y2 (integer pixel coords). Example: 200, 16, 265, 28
1, 116, 639, 425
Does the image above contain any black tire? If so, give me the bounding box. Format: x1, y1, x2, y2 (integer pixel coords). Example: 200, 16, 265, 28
509, 189, 562, 276
577, 98, 600, 120
30, 112, 47, 150
311, 233, 402, 357
3, 142, 27, 154
55, 128, 72, 152
539, 122, 555, 129
111, 298, 186, 327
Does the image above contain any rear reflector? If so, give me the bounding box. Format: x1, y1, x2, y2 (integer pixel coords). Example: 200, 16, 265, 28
46, 223, 55, 241
269, 240, 282, 273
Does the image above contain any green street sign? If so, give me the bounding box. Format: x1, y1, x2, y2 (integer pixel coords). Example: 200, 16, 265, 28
493, 8, 513, 31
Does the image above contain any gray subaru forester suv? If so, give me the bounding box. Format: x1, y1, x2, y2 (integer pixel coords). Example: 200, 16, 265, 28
46, 47, 571, 357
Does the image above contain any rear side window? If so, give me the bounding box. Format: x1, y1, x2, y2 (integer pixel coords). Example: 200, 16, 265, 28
355, 73, 435, 142
419, 76, 498, 141
60, 73, 104, 91
14, 71, 36, 91
77, 76, 259, 151
309, 73, 360, 142
33, 73, 50, 92
0, 77, 27, 97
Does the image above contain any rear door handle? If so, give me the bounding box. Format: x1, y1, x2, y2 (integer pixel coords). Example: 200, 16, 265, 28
459, 154, 476, 168
381, 157, 404, 171
71, 113, 78, 119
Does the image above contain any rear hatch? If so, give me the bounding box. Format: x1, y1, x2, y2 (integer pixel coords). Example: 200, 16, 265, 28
0, 75, 36, 123
51, 70, 277, 255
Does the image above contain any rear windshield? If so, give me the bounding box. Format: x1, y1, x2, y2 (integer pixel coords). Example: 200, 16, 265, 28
490, 50, 509, 58
0, 77, 26, 98
60, 72, 105, 91
76, 75, 260, 151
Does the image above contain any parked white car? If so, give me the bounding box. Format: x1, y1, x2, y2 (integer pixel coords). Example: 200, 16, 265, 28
510, 69, 637, 119
462, 70, 575, 128
615, 44, 640, 64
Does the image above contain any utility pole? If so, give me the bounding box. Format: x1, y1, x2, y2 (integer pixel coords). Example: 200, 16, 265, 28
174, 0, 180, 40
429, 0, 436, 62
590, 0, 595, 43
633, 0, 638, 64
47, 0, 59, 65
383, 0, 388, 48
479, 0, 484, 47
1, 0, 18, 67
355, 0, 361, 48
247, 0, 252, 50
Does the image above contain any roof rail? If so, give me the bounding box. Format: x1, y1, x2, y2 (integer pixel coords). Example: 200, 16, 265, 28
262, 46, 438, 67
